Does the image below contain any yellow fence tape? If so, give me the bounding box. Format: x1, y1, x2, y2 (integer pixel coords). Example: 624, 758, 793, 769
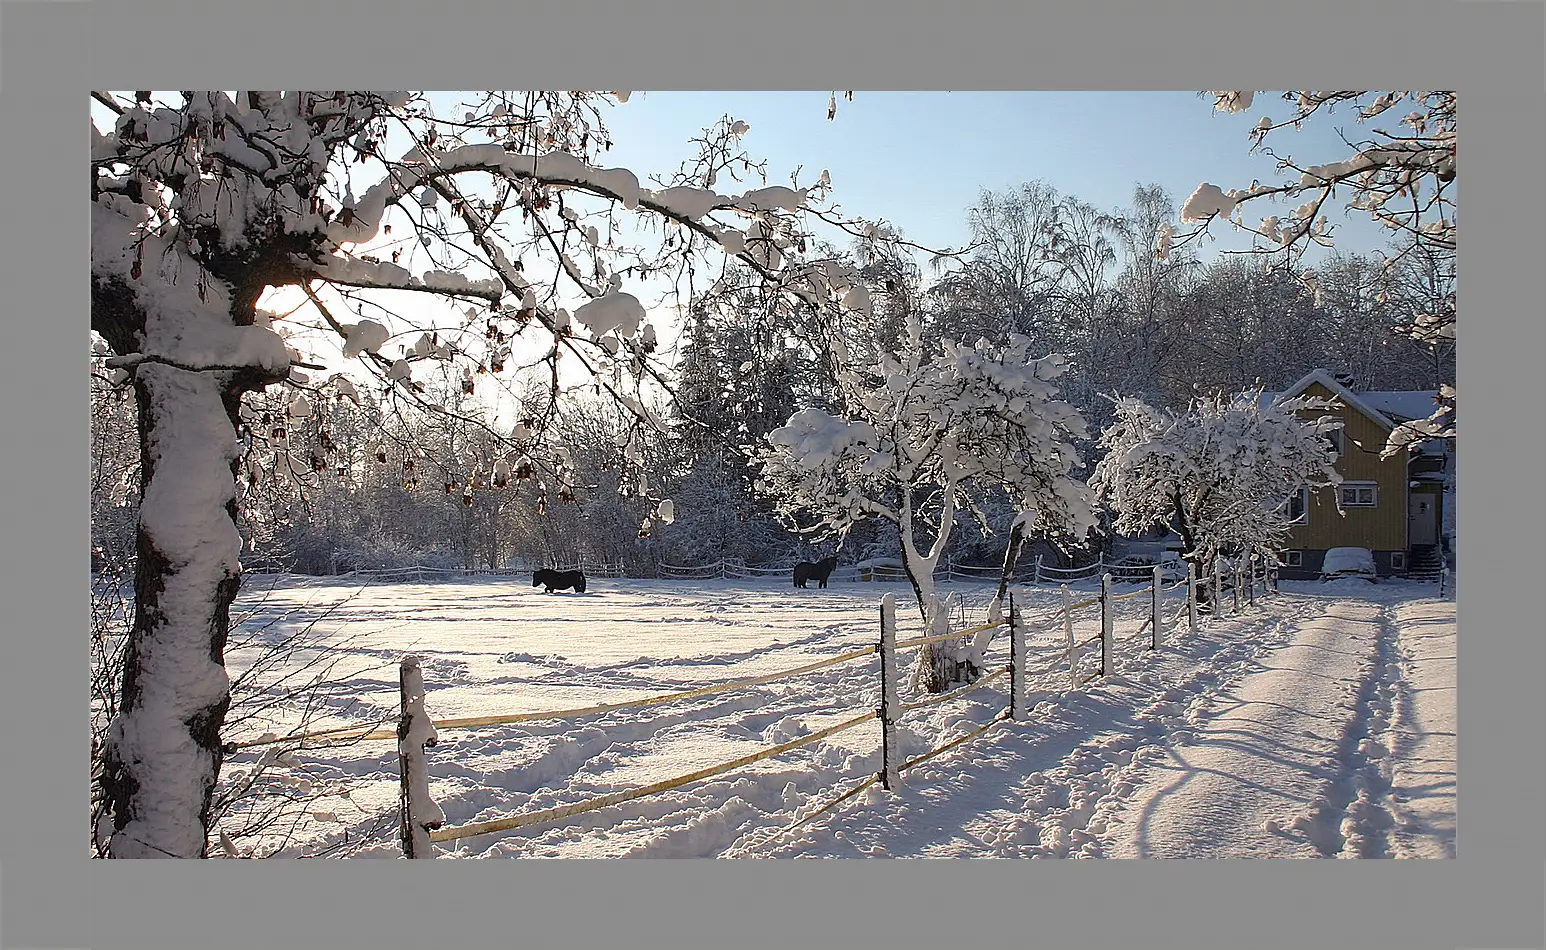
895, 619, 1004, 651
1106, 586, 1152, 602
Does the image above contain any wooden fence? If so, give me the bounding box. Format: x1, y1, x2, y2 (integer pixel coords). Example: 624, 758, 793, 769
229, 553, 1283, 857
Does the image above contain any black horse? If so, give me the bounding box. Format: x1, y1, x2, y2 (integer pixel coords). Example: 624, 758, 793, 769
533, 568, 587, 593
792, 556, 839, 589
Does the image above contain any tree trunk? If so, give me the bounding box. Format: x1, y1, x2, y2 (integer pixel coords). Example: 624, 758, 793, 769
993, 519, 1029, 604
899, 486, 962, 693
98, 367, 251, 858
1170, 494, 1210, 616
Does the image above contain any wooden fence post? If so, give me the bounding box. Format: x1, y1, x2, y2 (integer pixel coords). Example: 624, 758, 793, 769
1150, 564, 1162, 650
1034, 554, 1043, 585
1062, 584, 1076, 690
1008, 591, 1027, 720
877, 594, 901, 790
1100, 573, 1114, 677
1187, 562, 1199, 633
398, 656, 444, 859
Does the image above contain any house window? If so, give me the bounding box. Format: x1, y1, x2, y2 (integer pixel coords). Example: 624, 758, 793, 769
1282, 551, 1303, 568
1339, 482, 1378, 507
1390, 552, 1406, 571
1324, 429, 1345, 458
1282, 487, 1309, 524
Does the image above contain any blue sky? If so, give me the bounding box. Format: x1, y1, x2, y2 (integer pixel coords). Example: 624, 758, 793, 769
589, 90, 1398, 264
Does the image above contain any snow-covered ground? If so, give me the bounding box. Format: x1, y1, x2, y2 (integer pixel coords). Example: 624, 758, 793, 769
213, 572, 1455, 859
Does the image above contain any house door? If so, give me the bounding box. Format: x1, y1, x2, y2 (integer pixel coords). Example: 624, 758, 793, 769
1408, 493, 1438, 546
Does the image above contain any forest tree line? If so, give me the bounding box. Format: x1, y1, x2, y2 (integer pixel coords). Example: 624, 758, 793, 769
90, 180, 1453, 579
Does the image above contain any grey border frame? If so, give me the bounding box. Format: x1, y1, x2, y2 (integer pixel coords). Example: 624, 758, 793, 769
2, 1, 1541, 948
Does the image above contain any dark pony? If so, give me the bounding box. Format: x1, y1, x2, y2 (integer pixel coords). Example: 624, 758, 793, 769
792, 556, 839, 589
533, 568, 587, 593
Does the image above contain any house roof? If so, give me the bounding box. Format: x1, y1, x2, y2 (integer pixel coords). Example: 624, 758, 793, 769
1262, 369, 1449, 456
1360, 391, 1443, 424
1267, 369, 1403, 431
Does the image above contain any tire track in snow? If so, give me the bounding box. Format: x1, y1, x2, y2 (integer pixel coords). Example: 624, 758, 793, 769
1319, 597, 1403, 858
992, 610, 1311, 858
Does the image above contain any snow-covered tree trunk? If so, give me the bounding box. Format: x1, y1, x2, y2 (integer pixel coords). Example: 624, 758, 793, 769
898, 483, 961, 692
97, 340, 286, 859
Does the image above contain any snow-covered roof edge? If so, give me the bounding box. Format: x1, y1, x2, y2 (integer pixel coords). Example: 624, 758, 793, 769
1268, 368, 1399, 432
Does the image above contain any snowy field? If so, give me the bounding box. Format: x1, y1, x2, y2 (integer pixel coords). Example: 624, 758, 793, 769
214, 572, 1455, 859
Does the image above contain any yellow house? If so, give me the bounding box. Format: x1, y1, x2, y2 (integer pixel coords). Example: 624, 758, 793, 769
1268, 369, 1452, 579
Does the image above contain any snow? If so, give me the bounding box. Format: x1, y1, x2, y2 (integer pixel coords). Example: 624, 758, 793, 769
767, 408, 878, 468
90, 203, 292, 377
645, 186, 722, 221
1180, 183, 1240, 223
573, 291, 646, 340
1211, 90, 1255, 114
205, 573, 1454, 859
341, 320, 391, 359
1379, 600, 1456, 857
715, 228, 746, 256
733, 186, 809, 213
106, 365, 246, 857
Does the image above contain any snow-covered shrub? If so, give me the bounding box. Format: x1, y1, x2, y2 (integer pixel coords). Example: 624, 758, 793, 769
1089, 389, 1342, 573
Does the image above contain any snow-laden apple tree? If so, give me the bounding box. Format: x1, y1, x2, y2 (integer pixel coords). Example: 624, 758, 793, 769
1167, 91, 1456, 456
758, 307, 1097, 693
89, 89, 906, 857
1088, 389, 1343, 579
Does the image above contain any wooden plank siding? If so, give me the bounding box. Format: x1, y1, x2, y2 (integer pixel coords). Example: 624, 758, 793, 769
1285, 381, 1407, 553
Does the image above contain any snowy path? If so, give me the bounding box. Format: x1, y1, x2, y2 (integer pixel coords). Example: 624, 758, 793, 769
1101, 594, 1387, 857
1097, 587, 1457, 859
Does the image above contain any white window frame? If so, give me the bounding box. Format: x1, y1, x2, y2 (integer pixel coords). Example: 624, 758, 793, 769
1325, 429, 1345, 457
1339, 481, 1378, 508
1282, 550, 1303, 568
1390, 551, 1406, 571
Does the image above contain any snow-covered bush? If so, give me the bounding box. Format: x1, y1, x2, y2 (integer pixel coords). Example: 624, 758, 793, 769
1089, 389, 1342, 573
